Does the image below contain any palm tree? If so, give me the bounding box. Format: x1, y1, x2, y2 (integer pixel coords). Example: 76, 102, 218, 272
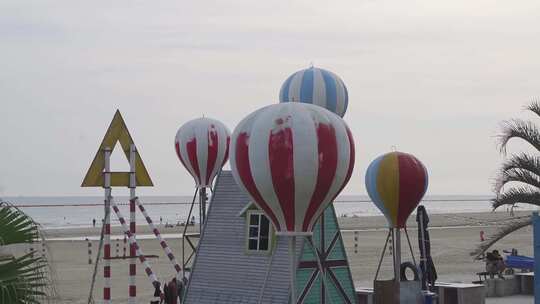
0, 200, 53, 303
471, 101, 540, 258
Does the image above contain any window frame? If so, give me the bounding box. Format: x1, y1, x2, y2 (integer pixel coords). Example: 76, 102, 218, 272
245, 210, 273, 255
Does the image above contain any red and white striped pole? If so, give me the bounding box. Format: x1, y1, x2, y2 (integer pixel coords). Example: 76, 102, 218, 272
135, 198, 182, 278
129, 144, 137, 303
86, 238, 92, 265
103, 147, 112, 304
111, 200, 162, 291
123, 235, 127, 258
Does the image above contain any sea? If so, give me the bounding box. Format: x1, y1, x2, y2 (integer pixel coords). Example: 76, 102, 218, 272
2, 195, 537, 230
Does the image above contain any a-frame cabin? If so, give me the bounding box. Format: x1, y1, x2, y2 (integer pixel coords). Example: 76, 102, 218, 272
184, 171, 357, 304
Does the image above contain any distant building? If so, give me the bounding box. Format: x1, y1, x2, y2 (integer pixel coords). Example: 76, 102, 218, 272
184, 171, 357, 304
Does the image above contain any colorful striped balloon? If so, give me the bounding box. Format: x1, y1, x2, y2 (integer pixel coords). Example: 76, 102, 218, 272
365, 152, 428, 228
230, 103, 355, 234
175, 117, 230, 188
279, 66, 349, 117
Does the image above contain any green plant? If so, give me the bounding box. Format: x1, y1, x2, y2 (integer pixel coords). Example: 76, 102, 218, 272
0, 201, 52, 303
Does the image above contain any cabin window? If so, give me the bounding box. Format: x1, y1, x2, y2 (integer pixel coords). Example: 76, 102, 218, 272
246, 211, 272, 253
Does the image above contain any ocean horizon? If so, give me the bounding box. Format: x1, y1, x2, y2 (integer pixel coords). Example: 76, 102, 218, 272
1, 195, 536, 229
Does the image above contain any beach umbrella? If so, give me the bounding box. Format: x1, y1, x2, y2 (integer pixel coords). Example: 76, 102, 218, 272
365, 151, 428, 228
230, 102, 355, 302
174, 117, 231, 188
416, 205, 437, 291
279, 66, 349, 117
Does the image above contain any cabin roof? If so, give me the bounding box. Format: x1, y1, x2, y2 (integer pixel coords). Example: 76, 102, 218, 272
184, 170, 300, 304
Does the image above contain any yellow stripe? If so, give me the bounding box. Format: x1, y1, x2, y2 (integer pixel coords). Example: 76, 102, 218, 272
376, 152, 400, 226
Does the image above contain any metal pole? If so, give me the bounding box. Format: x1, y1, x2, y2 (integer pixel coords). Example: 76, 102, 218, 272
394, 228, 401, 282
419, 211, 428, 290
289, 236, 296, 304
182, 189, 198, 280
199, 187, 207, 232
129, 144, 137, 304
103, 147, 112, 304
533, 212, 540, 304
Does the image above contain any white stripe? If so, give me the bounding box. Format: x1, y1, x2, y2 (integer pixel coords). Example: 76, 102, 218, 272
334, 75, 346, 117
249, 105, 287, 231
209, 120, 229, 186
177, 126, 198, 184
195, 120, 209, 186
312, 68, 327, 108
104, 279, 111, 288
291, 104, 318, 232
288, 71, 304, 103
230, 107, 267, 208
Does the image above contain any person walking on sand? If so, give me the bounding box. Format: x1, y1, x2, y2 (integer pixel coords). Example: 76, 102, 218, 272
160, 216, 163, 225
92, 218, 96, 227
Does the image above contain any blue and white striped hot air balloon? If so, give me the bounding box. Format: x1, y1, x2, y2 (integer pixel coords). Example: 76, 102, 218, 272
279, 66, 349, 117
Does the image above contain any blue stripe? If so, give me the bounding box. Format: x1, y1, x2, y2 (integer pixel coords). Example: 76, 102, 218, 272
280, 73, 295, 102
342, 80, 349, 114
365, 155, 391, 224
299, 68, 314, 103
321, 69, 337, 113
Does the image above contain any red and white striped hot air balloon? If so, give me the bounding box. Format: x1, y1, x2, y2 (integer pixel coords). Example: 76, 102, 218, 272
175, 118, 231, 188
230, 103, 355, 234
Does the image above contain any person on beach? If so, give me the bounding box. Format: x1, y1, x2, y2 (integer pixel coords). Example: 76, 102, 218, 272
160, 216, 163, 225
486, 249, 505, 279
92, 218, 96, 227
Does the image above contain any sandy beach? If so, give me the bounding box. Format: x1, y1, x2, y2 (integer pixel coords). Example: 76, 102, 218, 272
9, 211, 533, 303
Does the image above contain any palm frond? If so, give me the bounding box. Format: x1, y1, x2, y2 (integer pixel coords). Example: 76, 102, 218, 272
494, 168, 540, 194
498, 119, 540, 155
492, 186, 540, 209
525, 100, 540, 118
470, 216, 532, 259
0, 253, 50, 303
0, 202, 39, 246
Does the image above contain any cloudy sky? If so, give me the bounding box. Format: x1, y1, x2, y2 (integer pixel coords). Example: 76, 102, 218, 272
1, 0, 539, 197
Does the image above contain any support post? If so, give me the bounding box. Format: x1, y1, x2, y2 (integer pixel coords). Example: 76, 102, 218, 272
394, 228, 401, 282
103, 147, 112, 304
129, 144, 137, 304
199, 187, 207, 232
289, 236, 297, 304
533, 212, 540, 304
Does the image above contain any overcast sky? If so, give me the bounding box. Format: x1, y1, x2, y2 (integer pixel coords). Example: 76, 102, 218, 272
1, 0, 539, 197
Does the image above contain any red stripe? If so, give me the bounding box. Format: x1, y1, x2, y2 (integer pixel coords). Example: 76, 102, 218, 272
175, 264, 181, 272
268, 125, 295, 231
129, 285, 136, 297
104, 266, 111, 277
396, 152, 427, 227
205, 125, 219, 185
186, 137, 201, 184
104, 244, 110, 257
130, 264, 136, 274
302, 122, 338, 231
160, 240, 167, 248
104, 288, 111, 300
130, 222, 136, 232
234, 132, 279, 229
221, 136, 230, 167
130, 201, 135, 212
145, 268, 152, 276
105, 224, 110, 234
153, 228, 160, 235
175, 142, 190, 173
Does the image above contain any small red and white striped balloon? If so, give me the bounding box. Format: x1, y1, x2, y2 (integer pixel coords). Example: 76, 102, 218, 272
175, 117, 231, 188
230, 103, 355, 234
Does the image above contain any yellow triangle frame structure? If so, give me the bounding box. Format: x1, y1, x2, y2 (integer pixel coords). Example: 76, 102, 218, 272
81, 110, 154, 187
